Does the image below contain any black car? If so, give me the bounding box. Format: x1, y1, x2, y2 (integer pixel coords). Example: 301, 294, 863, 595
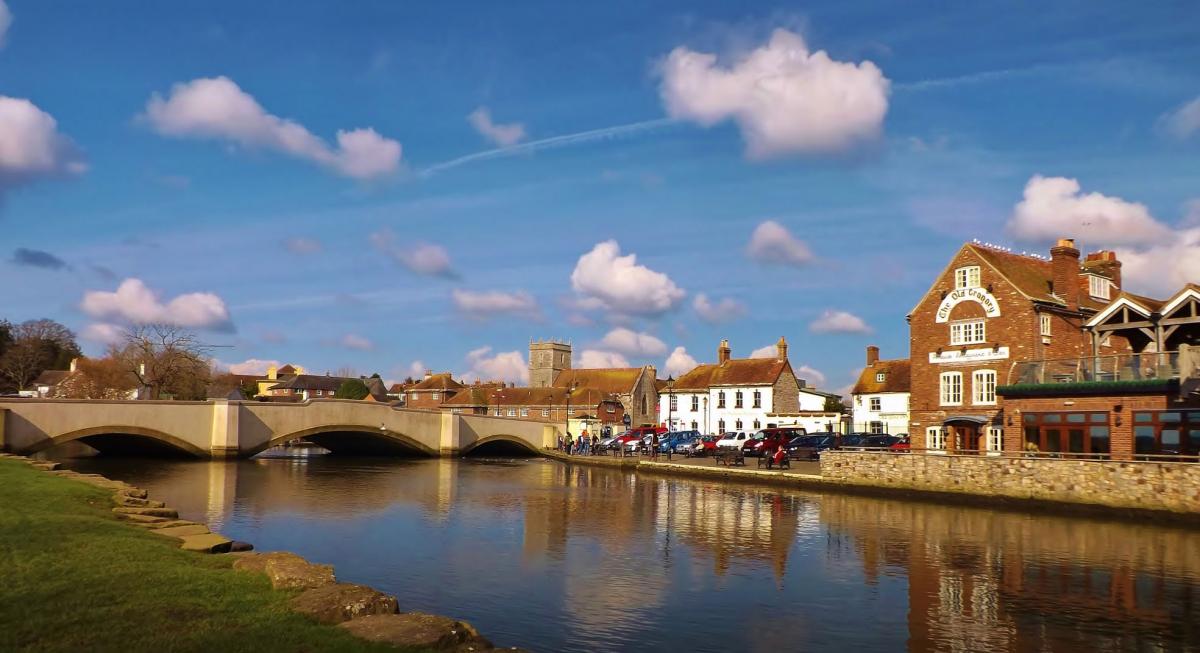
786, 433, 837, 460
862, 435, 902, 448
839, 433, 875, 448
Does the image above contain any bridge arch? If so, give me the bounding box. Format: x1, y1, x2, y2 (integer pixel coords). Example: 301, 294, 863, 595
253, 424, 438, 457
26, 425, 208, 458
459, 434, 541, 456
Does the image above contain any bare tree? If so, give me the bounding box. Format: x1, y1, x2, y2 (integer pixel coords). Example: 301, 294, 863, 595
0, 318, 82, 390
335, 366, 358, 379
114, 324, 213, 400
56, 356, 138, 399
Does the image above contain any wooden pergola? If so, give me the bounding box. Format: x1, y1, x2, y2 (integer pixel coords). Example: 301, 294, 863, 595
1085, 285, 1200, 355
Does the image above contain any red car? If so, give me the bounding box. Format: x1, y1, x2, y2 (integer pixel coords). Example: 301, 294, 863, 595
691, 435, 721, 457
746, 427, 807, 457
612, 426, 666, 451
888, 436, 911, 452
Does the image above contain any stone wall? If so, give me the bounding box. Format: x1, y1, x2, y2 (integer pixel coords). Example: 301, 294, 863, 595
821, 450, 1200, 514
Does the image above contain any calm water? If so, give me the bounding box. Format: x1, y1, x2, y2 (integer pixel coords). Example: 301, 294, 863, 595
59, 452, 1200, 652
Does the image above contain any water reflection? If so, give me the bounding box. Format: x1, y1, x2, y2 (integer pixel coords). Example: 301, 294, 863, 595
60, 453, 1200, 653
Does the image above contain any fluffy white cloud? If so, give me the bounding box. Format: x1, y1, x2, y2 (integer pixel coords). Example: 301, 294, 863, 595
141, 76, 401, 180
463, 346, 529, 384
467, 106, 526, 147
0, 96, 86, 191
80, 278, 233, 331
1008, 175, 1172, 245
0, 1, 11, 49
1116, 226, 1200, 296
746, 220, 813, 266
222, 358, 283, 375
810, 309, 872, 334
369, 229, 457, 278
663, 346, 698, 377
599, 327, 667, 357
659, 28, 889, 158
749, 344, 778, 359
692, 293, 746, 323
1160, 95, 1200, 140
570, 240, 685, 315
795, 365, 827, 387
577, 349, 631, 369
283, 237, 322, 254
451, 289, 538, 319
81, 323, 124, 345
341, 334, 374, 351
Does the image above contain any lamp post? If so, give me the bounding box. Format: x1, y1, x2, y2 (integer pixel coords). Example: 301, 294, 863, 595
565, 381, 577, 443
666, 375, 675, 460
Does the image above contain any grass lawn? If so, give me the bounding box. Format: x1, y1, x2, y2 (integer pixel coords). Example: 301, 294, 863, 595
0, 459, 410, 652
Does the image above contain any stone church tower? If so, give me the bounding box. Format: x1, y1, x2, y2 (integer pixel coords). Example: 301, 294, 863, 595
529, 339, 572, 387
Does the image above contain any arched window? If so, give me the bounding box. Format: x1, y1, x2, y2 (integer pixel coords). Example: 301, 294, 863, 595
641, 395, 647, 414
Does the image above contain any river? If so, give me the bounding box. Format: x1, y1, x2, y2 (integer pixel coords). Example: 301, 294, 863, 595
59, 451, 1200, 652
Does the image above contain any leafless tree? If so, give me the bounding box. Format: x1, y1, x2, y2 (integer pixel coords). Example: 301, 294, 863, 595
113, 324, 213, 400
56, 356, 138, 399
0, 318, 81, 390
335, 366, 358, 379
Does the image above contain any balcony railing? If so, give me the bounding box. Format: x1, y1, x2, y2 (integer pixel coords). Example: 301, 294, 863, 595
1004, 350, 1200, 387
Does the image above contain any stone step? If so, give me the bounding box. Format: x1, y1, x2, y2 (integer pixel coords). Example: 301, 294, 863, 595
127, 519, 197, 530
339, 613, 489, 650
114, 512, 171, 524
150, 524, 211, 539
113, 506, 179, 518
179, 533, 233, 553
116, 496, 166, 508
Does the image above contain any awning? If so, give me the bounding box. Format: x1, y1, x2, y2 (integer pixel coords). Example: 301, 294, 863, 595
942, 415, 991, 425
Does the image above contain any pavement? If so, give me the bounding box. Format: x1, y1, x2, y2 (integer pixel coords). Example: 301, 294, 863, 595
564, 449, 822, 476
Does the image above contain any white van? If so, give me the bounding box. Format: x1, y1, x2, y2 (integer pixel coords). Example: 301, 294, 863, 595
715, 431, 751, 450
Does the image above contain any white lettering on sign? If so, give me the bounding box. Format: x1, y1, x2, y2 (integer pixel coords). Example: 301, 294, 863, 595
929, 346, 1010, 364
935, 287, 1001, 323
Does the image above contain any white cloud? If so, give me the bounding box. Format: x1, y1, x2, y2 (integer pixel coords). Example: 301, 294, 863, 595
80, 278, 233, 331
692, 293, 746, 323
222, 358, 282, 376
81, 323, 124, 345
141, 76, 401, 180
404, 360, 426, 380
663, 346, 698, 377
282, 237, 322, 254
746, 220, 813, 266
369, 229, 457, 278
1159, 95, 1200, 140
452, 289, 538, 319
570, 240, 685, 316
600, 327, 667, 357
467, 106, 526, 147
463, 346, 529, 384
0, 1, 11, 49
749, 344, 778, 359
795, 364, 827, 387
1008, 175, 1172, 245
659, 28, 889, 158
810, 309, 872, 334
341, 334, 374, 351
577, 350, 631, 369
0, 96, 86, 192
1116, 226, 1200, 296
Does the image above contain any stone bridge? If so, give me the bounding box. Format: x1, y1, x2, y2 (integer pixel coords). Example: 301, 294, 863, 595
0, 398, 561, 458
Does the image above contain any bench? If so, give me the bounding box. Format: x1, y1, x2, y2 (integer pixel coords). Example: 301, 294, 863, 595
757, 452, 791, 470
715, 448, 745, 467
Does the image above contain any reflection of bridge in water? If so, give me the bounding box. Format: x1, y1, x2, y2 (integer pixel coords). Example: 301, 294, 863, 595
0, 398, 559, 458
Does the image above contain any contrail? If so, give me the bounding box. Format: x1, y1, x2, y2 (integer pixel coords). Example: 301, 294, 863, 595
418, 117, 677, 178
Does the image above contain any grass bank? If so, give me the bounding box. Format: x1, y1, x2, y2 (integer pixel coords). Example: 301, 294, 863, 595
0, 459, 405, 652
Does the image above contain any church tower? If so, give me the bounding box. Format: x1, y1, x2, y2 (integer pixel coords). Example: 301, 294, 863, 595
529, 339, 572, 387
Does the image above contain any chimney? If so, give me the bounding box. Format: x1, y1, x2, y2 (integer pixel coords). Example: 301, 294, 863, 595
424, 369, 433, 380
718, 339, 731, 364
267, 365, 278, 380
776, 336, 788, 360
1050, 238, 1081, 310
1085, 250, 1122, 292
69, 357, 78, 373
866, 346, 879, 366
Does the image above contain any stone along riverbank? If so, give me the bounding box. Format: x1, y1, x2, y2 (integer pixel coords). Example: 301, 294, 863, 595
0, 454, 520, 652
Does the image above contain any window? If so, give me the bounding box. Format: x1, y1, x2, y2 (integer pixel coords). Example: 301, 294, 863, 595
507, 408, 516, 417
717, 391, 726, 408
1089, 275, 1111, 300
494, 407, 502, 416
541, 409, 549, 417
875, 372, 886, 383
973, 370, 996, 405
520, 408, 529, 417
691, 421, 698, 430
986, 427, 1003, 453
1022, 411, 1110, 457
735, 419, 743, 430
432, 392, 440, 401
870, 421, 884, 434
606, 404, 615, 413
955, 266, 981, 289
753, 391, 762, 408
1132, 411, 1200, 459
869, 397, 881, 411
926, 427, 946, 451
950, 319, 986, 345
735, 391, 744, 408
718, 419, 726, 433
691, 396, 699, 411
753, 420, 761, 429
669, 395, 678, 411
1040, 314, 1052, 337
939, 372, 962, 406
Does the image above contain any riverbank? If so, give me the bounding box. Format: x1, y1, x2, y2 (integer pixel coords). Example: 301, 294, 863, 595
0, 456, 512, 652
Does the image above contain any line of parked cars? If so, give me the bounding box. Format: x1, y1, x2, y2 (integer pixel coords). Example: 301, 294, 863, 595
595, 426, 910, 459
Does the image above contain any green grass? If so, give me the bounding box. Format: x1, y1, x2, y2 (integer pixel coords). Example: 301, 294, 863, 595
0, 459, 405, 652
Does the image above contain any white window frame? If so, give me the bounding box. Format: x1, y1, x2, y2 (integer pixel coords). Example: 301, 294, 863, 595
753, 390, 762, 409
520, 408, 529, 417
940, 372, 962, 406
950, 319, 986, 345
1088, 275, 1111, 300
1040, 314, 1052, 337
875, 372, 886, 383
735, 391, 743, 408
717, 391, 725, 408
506, 408, 516, 417
926, 427, 946, 452
986, 426, 1003, 455
691, 395, 699, 412
869, 421, 884, 434
973, 369, 996, 405
869, 397, 881, 411
541, 408, 549, 417
955, 266, 981, 289
669, 395, 678, 411
432, 392, 440, 401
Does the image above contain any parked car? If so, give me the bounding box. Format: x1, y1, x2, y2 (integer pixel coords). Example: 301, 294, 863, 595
716, 431, 752, 450
688, 434, 721, 457
746, 427, 807, 457
888, 436, 911, 452
610, 432, 642, 450
839, 433, 875, 448
862, 435, 902, 448
786, 433, 838, 460
662, 430, 701, 453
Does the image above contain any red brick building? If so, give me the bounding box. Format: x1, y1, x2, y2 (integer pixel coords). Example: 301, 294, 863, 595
440, 385, 625, 429
405, 372, 464, 410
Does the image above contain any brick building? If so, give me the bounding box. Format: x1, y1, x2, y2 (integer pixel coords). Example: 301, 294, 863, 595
405, 372, 464, 409
440, 385, 625, 431
525, 340, 659, 427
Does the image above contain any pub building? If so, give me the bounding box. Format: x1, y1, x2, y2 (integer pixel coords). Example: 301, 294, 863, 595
908, 237, 1200, 458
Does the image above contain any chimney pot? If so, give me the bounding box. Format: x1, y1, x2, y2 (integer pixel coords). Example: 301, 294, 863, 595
866, 346, 880, 366
776, 336, 788, 360
718, 339, 731, 364
69, 357, 78, 373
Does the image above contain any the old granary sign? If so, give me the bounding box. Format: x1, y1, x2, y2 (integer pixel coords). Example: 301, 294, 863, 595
935, 287, 1001, 323
929, 346, 1010, 364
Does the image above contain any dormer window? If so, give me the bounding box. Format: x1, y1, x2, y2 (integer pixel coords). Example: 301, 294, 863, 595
1088, 275, 1111, 300
875, 372, 886, 383
955, 266, 981, 289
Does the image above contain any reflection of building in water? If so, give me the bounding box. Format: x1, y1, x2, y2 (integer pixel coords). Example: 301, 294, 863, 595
821, 494, 1200, 652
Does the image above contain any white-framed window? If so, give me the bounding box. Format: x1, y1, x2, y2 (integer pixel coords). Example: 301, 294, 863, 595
986, 427, 1003, 453
735, 391, 744, 408
1088, 275, 1111, 300
973, 369, 996, 405
955, 266, 981, 289
669, 395, 678, 411
1040, 314, 1052, 337
541, 408, 549, 417
875, 372, 886, 383
718, 419, 726, 433
520, 408, 529, 417
507, 408, 516, 417
432, 392, 440, 401
940, 372, 962, 406
735, 419, 743, 430
950, 319, 986, 345
494, 407, 502, 416
869, 397, 881, 411
691, 396, 699, 411
753, 391, 762, 408
926, 427, 946, 451
717, 391, 726, 408
753, 420, 761, 429
691, 421, 698, 430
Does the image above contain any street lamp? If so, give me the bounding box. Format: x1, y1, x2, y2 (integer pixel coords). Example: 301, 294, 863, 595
666, 375, 675, 460
565, 381, 578, 440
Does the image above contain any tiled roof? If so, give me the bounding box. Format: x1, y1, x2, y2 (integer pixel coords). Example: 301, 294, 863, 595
409, 373, 464, 392
277, 364, 298, 375
441, 385, 618, 408
968, 244, 1109, 312
671, 357, 789, 390
553, 368, 645, 395
851, 359, 911, 395
387, 383, 407, 393
364, 377, 389, 401
33, 369, 73, 386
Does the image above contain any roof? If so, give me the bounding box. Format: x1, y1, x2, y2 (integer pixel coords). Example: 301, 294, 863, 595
277, 364, 298, 375
553, 368, 646, 395
967, 244, 1110, 312
364, 377, 389, 402
268, 374, 354, 392
408, 373, 464, 392
387, 383, 407, 393
851, 359, 911, 395
33, 369, 73, 387
441, 385, 620, 408
671, 357, 790, 390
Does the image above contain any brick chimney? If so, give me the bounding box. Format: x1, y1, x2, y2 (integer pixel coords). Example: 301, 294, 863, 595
69, 357, 79, 373
1050, 238, 1081, 310
718, 339, 731, 364
866, 345, 879, 366
776, 336, 788, 360
424, 369, 433, 380
1085, 250, 1122, 292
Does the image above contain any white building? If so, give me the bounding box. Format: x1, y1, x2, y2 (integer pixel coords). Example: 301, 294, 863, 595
850, 345, 910, 435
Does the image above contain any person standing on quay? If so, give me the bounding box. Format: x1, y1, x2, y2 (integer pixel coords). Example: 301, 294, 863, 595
651, 432, 660, 461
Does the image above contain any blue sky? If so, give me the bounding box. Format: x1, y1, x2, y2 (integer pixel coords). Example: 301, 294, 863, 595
2, 0, 1198, 392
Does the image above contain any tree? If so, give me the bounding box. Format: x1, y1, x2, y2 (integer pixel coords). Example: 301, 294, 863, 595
334, 379, 369, 400
55, 357, 137, 399
113, 324, 213, 400
824, 395, 848, 413
0, 318, 82, 391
